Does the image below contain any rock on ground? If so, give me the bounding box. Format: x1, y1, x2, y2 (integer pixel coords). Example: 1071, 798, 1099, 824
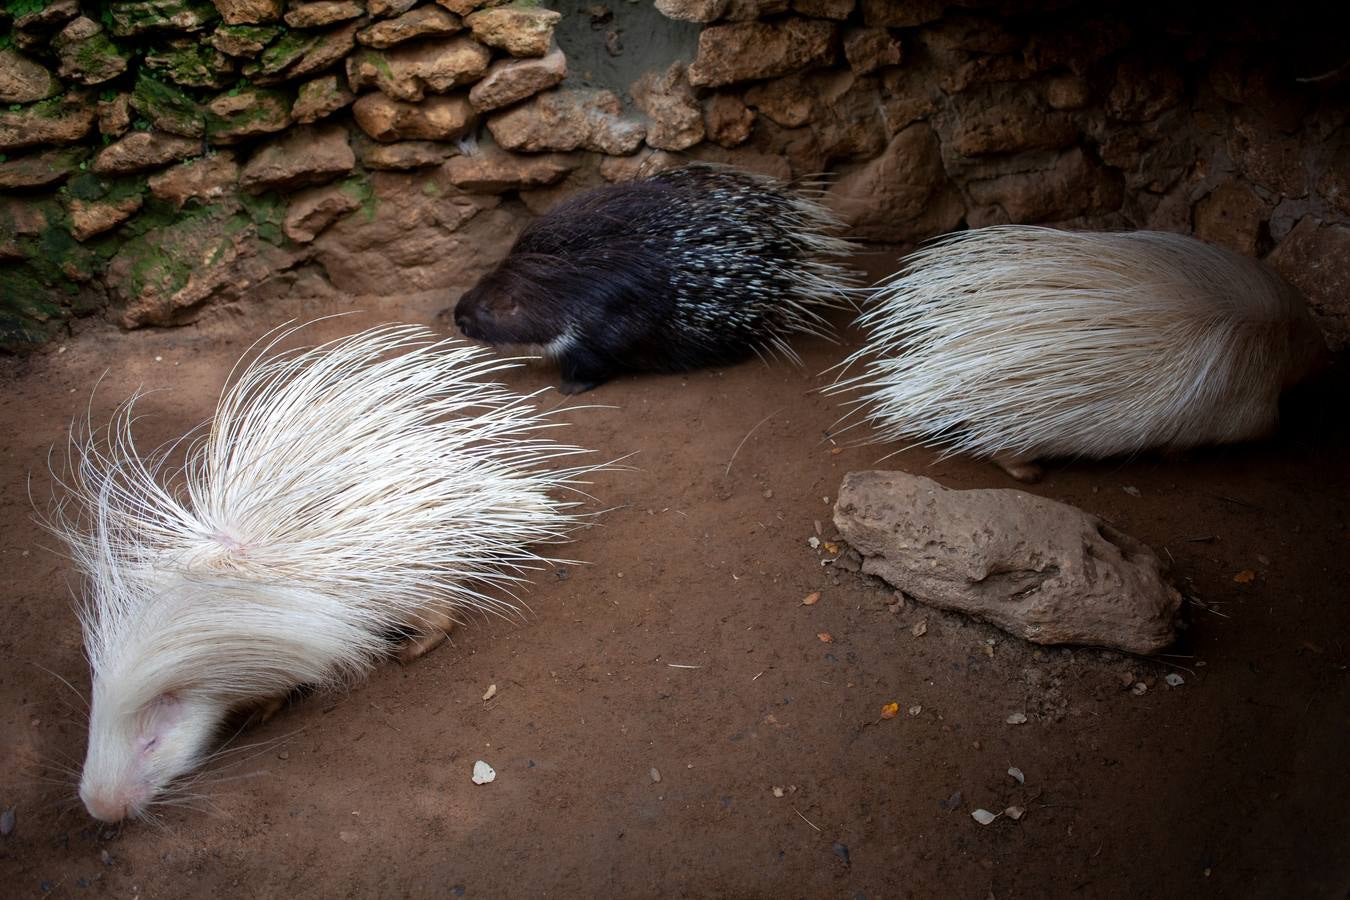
833, 470, 1182, 654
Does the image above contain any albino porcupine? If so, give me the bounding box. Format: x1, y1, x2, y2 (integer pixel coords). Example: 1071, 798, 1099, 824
453, 163, 860, 394
45, 324, 602, 823
831, 226, 1327, 481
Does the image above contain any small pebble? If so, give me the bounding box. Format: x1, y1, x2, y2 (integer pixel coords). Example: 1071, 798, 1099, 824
1165, 673, 1185, 687
482, 683, 497, 702
649, 767, 661, 783
911, 620, 928, 637
1131, 682, 1149, 696
1123, 485, 1141, 497
1008, 767, 1025, 784
1006, 712, 1028, 725
762, 489, 774, 499
772, 786, 784, 798
472, 760, 496, 785
277, 751, 289, 760
908, 705, 922, 717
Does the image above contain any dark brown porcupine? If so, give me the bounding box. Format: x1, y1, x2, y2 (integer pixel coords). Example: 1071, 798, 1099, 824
452, 164, 860, 393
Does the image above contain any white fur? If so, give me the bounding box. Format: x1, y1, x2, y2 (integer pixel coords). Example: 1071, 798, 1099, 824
47, 323, 602, 821
831, 227, 1325, 462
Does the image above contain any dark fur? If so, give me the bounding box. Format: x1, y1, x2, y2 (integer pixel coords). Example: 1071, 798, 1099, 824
453, 165, 848, 394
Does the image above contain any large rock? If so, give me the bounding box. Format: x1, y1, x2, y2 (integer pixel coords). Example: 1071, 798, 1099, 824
239, 123, 355, 193
371, 0, 419, 15
842, 26, 901, 75
1266, 218, 1350, 351
69, 194, 145, 241
131, 72, 205, 137
212, 0, 283, 24
346, 37, 491, 102
92, 130, 201, 174
724, 0, 790, 19
0, 94, 96, 150
148, 152, 241, 208
464, 6, 561, 57
287, 22, 361, 79
292, 74, 356, 123
833, 471, 1182, 654
826, 123, 963, 242
631, 62, 704, 152
688, 18, 837, 87
0, 49, 60, 103
703, 93, 755, 147
468, 45, 566, 112
357, 5, 462, 47
110, 206, 309, 327
360, 139, 455, 169
964, 147, 1123, 225
52, 17, 130, 86
0, 147, 88, 190
11, 0, 80, 30
210, 24, 280, 55
1106, 57, 1184, 123
654, 0, 727, 21
107, 0, 219, 36
352, 92, 476, 142
1193, 180, 1268, 258
143, 42, 236, 89
98, 92, 132, 136
206, 87, 292, 143
284, 182, 361, 242
950, 89, 1078, 156
792, 0, 853, 18
860, 0, 941, 27
284, 0, 364, 27
443, 143, 576, 193
487, 88, 645, 154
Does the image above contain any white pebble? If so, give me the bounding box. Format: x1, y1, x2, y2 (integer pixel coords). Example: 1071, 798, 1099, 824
1165, 673, 1185, 687
1006, 712, 1028, 725
471, 760, 496, 785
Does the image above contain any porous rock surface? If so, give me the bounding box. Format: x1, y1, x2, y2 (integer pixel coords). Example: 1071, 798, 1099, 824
833, 471, 1181, 654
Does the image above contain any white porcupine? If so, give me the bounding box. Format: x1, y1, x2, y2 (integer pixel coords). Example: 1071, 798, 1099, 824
453, 163, 861, 394
831, 226, 1327, 480
46, 324, 601, 823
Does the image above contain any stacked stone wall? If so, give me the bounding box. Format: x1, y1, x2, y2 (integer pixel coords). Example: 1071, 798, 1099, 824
1, 0, 1346, 349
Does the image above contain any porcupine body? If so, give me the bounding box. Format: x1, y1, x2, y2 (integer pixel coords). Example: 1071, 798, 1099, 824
831, 226, 1327, 480
453, 163, 860, 394
46, 324, 599, 822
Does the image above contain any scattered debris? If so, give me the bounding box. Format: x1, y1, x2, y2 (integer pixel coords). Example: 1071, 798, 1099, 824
880, 702, 900, 720
1008, 767, 1025, 784
817, 631, 834, 642
481, 683, 497, 702
1004, 805, 1026, 820
1131, 682, 1149, 696
649, 767, 661, 783
912, 620, 928, 637
802, 592, 820, 606
1123, 485, 1141, 497
1233, 570, 1257, 584
1165, 673, 1185, 687
813, 520, 823, 536
472, 760, 496, 785
791, 806, 822, 832
1006, 712, 1028, 725
971, 808, 999, 825
808, 536, 821, 550
772, 786, 784, 798
277, 750, 290, 760
908, 704, 922, 717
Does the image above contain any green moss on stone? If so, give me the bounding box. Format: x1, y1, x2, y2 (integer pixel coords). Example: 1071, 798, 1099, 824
131, 71, 204, 137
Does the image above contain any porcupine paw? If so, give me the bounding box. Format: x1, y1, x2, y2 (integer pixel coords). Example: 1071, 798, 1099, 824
396, 609, 455, 664
992, 452, 1044, 483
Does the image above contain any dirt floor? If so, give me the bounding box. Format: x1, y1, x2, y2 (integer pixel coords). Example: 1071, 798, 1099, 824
0, 272, 1348, 899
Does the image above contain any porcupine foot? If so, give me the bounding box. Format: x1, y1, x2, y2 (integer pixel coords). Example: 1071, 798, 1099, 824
397, 607, 455, 664
558, 350, 611, 395
992, 451, 1044, 483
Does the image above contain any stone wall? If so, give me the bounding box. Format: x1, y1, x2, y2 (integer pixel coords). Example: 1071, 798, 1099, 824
1, 0, 1347, 350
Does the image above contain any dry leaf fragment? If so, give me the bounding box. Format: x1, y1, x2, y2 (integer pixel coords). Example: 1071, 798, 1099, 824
971, 808, 999, 825
817, 632, 834, 643
880, 702, 900, 720
822, 541, 839, 554
1008, 766, 1025, 784
802, 592, 820, 606
1006, 712, 1028, 725
830, 447, 844, 455
912, 620, 928, 637
1004, 805, 1026, 820
1233, 569, 1257, 584
481, 683, 497, 702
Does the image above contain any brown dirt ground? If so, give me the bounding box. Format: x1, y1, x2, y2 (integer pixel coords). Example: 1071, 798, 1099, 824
1, 261, 1348, 899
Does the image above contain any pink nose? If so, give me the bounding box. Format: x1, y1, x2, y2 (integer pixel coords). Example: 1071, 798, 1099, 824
80, 788, 130, 823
